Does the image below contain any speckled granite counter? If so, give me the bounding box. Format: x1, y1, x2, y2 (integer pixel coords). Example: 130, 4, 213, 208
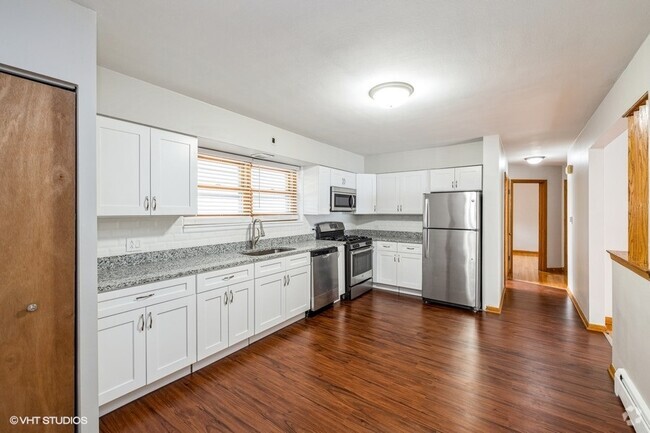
348, 229, 422, 244
98, 234, 343, 293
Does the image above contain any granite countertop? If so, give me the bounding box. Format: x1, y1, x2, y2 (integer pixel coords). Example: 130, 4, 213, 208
98, 236, 343, 293
348, 229, 422, 244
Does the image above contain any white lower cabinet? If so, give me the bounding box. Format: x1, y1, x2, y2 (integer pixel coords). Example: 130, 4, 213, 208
98, 309, 146, 406
255, 272, 286, 333
373, 242, 422, 292
285, 266, 310, 317
97, 277, 196, 406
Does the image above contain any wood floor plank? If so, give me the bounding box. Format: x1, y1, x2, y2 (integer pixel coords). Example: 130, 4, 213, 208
100, 283, 630, 433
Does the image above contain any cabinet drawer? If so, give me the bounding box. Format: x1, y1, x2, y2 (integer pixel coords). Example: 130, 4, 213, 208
254, 257, 285, 277
398, 243, 422, 254
197, 264, 254, 293
376, 241, 397, 252
98, 276, 196, 319
285, 253, 310, 270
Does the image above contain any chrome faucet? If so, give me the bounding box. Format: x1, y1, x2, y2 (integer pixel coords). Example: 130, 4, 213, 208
250, 218, 265, 249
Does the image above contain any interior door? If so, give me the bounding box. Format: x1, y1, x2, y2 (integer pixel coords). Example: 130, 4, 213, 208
149, 128, 197, 215
0, 71, 76, 431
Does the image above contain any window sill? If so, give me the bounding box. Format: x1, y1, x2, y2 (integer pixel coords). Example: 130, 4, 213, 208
183, 216, 304, 233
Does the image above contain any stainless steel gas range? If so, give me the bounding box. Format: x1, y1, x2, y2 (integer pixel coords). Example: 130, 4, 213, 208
315, 221, 373, 300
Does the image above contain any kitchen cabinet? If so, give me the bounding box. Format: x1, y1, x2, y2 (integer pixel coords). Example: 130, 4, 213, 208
376, 171, 429, 214
196, 267, 254, 361
355, 174, 376, 214
429, 165, 482, 192
97, 115, 197, 216
373, 241, 422, 291
331, 168, 356, 189
97, 276, 196, 406
303, 165, 331, 215
254, 253, 312, 334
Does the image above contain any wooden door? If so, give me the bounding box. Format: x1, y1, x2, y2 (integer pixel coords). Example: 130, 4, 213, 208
0, 72, 76, 432
504, 173, 513, 280
145, 297, 196, 384
97, 309, 146, 405
228, 280, 255, 346
149, 128, 197, 216
97, 116, 151, 216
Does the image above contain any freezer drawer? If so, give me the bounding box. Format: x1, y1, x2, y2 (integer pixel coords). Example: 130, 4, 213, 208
422, 228, 480, 309
423, 191, 480, 230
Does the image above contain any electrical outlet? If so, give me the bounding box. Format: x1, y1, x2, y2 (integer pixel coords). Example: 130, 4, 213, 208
126, 238, 143, 253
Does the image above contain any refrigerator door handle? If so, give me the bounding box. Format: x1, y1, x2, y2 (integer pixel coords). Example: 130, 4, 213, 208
423, 197, 429, 226
423, 229, 429, 259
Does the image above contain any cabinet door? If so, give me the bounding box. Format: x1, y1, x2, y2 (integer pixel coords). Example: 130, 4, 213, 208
98, 308, 146, 405
337, 245, 346, 296
150, 128, 198, 215
196, 288, 229, 361
254, 273, 285, 334
397, 253, 423, 290
330, 168, 355, 188
355, 174, 376, 214
429, 168, 456, 192
146, 296, 196, 384
228, 280, 255, 345
399, 171, 429, 214
375, 173, 399, 214
285, 266, 311, 318
97, 116, 151, 216
455, 166, 483, 191
375, 250, 398, 286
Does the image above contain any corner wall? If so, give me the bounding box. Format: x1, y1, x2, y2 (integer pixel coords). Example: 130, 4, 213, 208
0, 0, 98, 431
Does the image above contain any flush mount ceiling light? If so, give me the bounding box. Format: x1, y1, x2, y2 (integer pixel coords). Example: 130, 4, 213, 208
524, 156, 545, 165
368, 82, 414, 108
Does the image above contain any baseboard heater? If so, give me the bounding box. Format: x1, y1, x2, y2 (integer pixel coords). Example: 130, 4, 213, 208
615, 368, 650, 432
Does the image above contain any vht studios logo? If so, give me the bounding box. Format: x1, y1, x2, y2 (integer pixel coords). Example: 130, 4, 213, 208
9, 416, 88, 426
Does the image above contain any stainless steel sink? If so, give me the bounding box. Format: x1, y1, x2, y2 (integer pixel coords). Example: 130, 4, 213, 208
241, 247, 295, 256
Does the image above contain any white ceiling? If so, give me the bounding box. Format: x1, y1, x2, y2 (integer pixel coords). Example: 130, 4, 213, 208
75, 0, 650, 164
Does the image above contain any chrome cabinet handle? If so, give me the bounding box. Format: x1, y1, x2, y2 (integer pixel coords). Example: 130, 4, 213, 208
135, 293, 154, 301
229, 290, 234, 303
147, 312, 153, 329
144, 196, 150, 211
406, 247, 415, 250
138, 314, 145, 332
393, 255, 396, 262
282, 275, 286, 286
287, 275, 291, 285
398, 255, 401, 262
224, 292, 228, 305
222, 275, 235, 281
26, 303, 38, 313
152, 196, 157, 211
397, 204, 399, 212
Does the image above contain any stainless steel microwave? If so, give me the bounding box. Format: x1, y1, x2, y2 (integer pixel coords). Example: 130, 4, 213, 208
330, 187, 356, 212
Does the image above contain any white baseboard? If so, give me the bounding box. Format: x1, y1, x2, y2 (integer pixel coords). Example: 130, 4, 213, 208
192, 339, 250, 372
615, 368, 650, 432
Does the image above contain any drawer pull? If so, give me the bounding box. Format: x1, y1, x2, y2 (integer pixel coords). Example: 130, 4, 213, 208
222, 275, 235, 281
406, 247, 415, 250
135, 293, 154, 301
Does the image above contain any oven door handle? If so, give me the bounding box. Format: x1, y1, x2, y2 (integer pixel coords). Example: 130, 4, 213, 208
350, 246, 373, 255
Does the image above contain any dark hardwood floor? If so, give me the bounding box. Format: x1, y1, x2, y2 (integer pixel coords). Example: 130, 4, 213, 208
101, 281, 630, 433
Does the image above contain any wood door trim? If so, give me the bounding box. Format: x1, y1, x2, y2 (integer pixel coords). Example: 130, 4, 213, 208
511, 179, 548, 272
563, 179, 568, 274
622, 92, 648, 118
627, 102, 649, 267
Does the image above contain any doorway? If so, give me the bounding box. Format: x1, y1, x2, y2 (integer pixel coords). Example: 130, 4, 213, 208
507, 179, 566, 289
0, 70, 77, 431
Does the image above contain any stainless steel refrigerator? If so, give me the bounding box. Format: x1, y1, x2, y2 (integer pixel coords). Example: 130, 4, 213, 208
422, 191, 481, 310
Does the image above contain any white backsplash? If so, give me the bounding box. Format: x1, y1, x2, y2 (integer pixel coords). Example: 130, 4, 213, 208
97, 213, 420, 257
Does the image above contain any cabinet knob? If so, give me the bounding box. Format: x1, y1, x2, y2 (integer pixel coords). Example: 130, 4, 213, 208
26, 303, 38, 313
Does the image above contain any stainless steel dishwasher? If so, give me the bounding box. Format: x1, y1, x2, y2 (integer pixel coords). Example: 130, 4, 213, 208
310, 247, 339, 312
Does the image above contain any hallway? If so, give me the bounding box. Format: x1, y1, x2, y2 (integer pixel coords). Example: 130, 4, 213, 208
512, 251, 567, 289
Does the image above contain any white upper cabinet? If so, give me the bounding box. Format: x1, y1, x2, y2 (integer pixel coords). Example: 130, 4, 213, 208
430, 165, 482, 192
376, 171, 428, 214
302, 165, 331, 215
150, 129, 197, 215
97, 116, 198, 216
355, 174, 376, 214
97, 116, 151, 216
330, 168, 356, 189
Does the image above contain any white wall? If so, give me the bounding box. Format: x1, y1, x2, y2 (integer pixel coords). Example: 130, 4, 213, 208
0, 0, 98, 431
512, 183, 539, 252
509, 164, 565, 268
603, 131, 628, 317
98, 67, 364, 173
364, 140, 483, 173
568, 32, 650, 325
612, 262, 650, 410
588, 149, 606, 324
482, 135, 508, 309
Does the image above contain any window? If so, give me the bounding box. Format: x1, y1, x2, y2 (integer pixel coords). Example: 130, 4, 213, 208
197, 150, 298, 218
